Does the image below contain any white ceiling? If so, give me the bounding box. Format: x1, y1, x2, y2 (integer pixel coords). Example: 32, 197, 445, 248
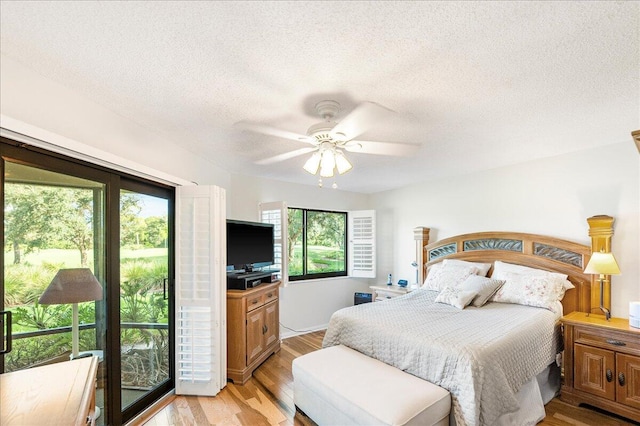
0, 1, 638, 193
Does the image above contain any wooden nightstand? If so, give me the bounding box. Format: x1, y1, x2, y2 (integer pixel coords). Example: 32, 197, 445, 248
560, 311, 640, 422
369, 284, 412, 302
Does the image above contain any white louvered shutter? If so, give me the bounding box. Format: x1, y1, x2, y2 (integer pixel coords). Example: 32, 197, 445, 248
348, 210, 376, 278
175, 185, 226, 396
258, 201, 288, 286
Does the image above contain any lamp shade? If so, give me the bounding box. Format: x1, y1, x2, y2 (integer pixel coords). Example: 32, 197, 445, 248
334, 151, 353, 174
584, 252, 621, 275
319, 150, 336, 178
39, 268, 103, 305
303, 152, 321, 175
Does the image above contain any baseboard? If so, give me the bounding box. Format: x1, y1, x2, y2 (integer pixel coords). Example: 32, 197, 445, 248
280, 323, 328, 339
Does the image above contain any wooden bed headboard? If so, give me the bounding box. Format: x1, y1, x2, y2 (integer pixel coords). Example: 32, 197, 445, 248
414, 215, 615, 315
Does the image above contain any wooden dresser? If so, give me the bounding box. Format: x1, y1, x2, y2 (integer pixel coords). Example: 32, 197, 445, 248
561, 311, 640, 422
227, 281, 280, 384
0, 356, 99, 425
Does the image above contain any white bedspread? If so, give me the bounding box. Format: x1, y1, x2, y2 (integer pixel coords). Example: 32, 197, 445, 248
322, 289, 562, 426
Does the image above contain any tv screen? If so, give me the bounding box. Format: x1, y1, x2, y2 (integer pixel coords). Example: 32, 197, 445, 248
226, 220, 274, 270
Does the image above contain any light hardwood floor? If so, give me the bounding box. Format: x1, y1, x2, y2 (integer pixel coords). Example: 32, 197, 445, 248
139, 331, 637, 426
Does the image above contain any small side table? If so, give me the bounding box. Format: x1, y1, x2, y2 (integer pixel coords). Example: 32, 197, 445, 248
369, 284, 413, 302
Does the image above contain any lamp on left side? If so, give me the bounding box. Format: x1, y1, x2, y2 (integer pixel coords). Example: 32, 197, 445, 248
39, 268, 103, 359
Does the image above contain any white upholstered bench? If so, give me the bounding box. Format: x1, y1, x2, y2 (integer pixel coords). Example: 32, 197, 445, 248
292, 344, 451, 426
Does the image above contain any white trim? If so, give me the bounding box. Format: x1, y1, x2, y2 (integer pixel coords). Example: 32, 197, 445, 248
0, 116, 194, 187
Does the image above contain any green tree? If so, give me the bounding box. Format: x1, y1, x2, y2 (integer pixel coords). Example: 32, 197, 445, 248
120, 193, 144, 248
144, 216, 168, 248
55, 189, 96, 267
4, 185, 65, 264
5, 183, 143, 266
287, 208, 303, 262
307, 211, 345, 249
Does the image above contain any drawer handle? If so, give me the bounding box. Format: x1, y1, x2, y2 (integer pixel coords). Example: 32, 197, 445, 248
267, 293, 273, 297
619, 372, 625, 386
606, 369, 613, 382
252, 300, 258, 304
606, 339, 626, 346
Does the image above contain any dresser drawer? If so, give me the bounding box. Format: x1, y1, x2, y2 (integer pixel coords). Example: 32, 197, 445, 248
575, 328, 640, 355
246, 294, 264, 312
263, 288, 278, 304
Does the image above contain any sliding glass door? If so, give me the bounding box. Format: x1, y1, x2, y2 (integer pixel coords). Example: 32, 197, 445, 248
2, 159, 108, 415
120, 182, 174, 419
1, 139, 174, 425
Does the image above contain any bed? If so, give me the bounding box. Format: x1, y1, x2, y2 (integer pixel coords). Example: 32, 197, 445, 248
323, 216, 615, 426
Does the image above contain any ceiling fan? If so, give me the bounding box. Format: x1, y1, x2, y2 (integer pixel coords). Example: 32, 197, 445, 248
235, 100, 419, 178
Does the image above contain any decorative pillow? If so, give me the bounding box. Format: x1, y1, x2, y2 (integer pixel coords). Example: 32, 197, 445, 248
491, 271, 566, 312
459, 275, 506, 307
421, 262, 442, 288
435, 286, 478, 309
422, 263, 478, 291
443, 259, 492, 277
491, 260, 574, 290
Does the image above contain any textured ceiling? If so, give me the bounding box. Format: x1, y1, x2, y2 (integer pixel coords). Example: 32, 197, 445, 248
0, 1, 638, 193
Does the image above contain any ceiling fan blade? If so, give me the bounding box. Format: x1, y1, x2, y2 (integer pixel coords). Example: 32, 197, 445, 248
331, 102, 394, 141
255, 147, 317, 165
235, 120, 314, 144
344, 140, 420, 156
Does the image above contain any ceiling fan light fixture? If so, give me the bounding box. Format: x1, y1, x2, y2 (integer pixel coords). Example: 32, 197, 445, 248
319, 150, 336, 177
303, 152, 321, 175
335, 151, 352, 174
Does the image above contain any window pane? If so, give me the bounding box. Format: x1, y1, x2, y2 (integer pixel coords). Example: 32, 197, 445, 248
287, 208, 303, 276
120, 191, 170, 410
305, 211, 346, 274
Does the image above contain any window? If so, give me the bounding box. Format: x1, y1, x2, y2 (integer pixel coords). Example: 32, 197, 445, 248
259, 202, 375, 283
288, 208, 347, 281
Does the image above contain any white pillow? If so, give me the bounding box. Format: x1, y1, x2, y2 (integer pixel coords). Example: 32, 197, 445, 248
422, 263, 478, 291
491, 260, 574, 290
459, 275, 505, 307
443, 259, 492, 277
435, 286, 477, 309
490, 271, 566, 312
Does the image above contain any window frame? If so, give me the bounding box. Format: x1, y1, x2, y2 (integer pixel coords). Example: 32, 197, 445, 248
287, 207, 348, 282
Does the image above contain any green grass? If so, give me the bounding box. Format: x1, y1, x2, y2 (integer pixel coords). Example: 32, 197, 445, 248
289, 244, 345, 276
4, 248, 83, 268
121, 248, 168, 260
4, 247, 167, 268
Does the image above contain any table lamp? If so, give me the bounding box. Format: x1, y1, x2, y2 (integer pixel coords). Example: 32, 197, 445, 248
39, 268, 103, 358
584, 251, 620, 321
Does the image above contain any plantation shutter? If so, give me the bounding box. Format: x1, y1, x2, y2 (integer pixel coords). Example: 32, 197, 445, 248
348, 210, 376, 278
258, 201, 288, 287
175, 185, 226, 396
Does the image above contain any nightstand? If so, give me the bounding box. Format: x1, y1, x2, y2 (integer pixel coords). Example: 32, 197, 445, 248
369, 284, 412, 302
560, 311, 640, 422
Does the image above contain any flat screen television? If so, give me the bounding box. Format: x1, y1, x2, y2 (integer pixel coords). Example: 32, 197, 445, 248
226, 219, 274, 271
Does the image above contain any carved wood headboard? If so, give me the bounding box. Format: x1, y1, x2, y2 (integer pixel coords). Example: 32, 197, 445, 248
414, 216, 615, 315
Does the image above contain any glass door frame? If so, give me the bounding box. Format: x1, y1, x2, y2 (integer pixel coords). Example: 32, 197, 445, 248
119, 178, 175, 423
1, 138, 175, 425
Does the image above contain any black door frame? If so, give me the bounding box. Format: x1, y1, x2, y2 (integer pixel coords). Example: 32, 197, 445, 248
0, 138, 175, 425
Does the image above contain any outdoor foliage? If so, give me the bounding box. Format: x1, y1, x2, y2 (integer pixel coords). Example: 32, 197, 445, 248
288, 208, 346, 276
4, 182, 170, 388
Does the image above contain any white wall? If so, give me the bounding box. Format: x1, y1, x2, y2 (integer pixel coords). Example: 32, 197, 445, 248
371, 141, 640, 318
228, 173, 372, 336
0, 54, 229, 187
